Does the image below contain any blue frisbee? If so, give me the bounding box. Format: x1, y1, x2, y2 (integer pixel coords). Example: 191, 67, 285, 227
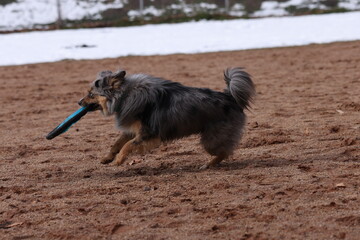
46, 104, 96, 140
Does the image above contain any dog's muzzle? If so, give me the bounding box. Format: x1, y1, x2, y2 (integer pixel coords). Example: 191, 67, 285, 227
78, 98, 85, 107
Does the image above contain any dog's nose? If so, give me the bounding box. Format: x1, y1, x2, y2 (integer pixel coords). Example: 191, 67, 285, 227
78, 98, 84, 106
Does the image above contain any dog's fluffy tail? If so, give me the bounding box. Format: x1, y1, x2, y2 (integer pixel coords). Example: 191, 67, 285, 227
224, 67, 255, 110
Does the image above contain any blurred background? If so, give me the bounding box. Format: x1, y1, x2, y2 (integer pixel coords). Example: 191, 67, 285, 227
1, 0, 360, 32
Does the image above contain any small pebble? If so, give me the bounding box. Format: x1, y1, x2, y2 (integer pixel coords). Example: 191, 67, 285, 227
335, 183, 346, 188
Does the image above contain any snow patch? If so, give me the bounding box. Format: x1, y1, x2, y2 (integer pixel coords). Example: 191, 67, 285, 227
0, 0, 124, 31
0, 11, 360, 66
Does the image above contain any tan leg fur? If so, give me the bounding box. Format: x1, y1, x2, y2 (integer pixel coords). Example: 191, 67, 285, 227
200, 154, 228, 170
101, 134, 134, 164
114, 137, 161, 166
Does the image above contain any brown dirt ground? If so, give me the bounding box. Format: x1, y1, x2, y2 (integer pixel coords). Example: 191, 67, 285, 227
1, 41, 360, 240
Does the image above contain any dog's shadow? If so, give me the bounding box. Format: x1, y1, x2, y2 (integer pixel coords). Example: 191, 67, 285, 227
106, 157, 296, 179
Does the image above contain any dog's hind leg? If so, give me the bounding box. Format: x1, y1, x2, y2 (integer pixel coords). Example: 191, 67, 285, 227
200, 153, 228, 170
114, 137, 161, 166
200, 118, 244, 169
200, 132, 233, 170
101, 133, 134, 164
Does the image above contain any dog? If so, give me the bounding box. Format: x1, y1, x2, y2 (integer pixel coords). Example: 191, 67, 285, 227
78, 68, 255, 169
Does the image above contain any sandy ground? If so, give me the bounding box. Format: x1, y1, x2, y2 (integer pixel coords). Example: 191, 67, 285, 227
0, 41, 359, 240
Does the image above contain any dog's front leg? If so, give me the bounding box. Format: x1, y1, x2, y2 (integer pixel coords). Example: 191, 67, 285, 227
101, 133, 134, 164
114, 137, 161, 166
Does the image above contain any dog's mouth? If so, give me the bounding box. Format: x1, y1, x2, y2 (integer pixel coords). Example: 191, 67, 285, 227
78, 95, 109, 115
78, 99, 101, 111
86, 103, 101, 112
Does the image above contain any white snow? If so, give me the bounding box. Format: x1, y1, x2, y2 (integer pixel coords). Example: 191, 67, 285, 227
228, 3, 246, 17
253, 1, 288, 17
339, 0, 360, 9
1, 0, 360, 31
0, 0, 124, 31
128, 6, 164, 20
252, 0, 338, 17
0, 11, 360, 66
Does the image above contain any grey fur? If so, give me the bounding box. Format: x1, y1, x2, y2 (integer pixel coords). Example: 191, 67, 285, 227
89, 67, 255, 158
224, 67, 255, 110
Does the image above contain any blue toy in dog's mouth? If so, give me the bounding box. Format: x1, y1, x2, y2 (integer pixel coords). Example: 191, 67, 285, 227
46, 104, 97, 140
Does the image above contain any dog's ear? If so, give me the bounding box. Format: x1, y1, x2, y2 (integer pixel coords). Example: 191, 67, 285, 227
97, 70, 112, 78
109, 70, 126, 89
113, 70, 126, 79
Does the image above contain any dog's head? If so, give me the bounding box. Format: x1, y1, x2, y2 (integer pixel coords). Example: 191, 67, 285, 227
78, 69, 126, 116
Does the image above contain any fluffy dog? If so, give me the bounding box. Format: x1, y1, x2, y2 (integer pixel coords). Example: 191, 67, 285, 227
78, 68, 255, 169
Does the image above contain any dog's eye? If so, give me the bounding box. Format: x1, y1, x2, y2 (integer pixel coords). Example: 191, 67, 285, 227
89, 93, 94, 98
94, 80, 100, 88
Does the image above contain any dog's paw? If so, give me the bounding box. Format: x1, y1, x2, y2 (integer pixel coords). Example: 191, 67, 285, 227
114, 156, 126, 166
199, 164, 209, 170
100, 156, 114, 164
200, 162, 223, 170
114, 160, 124, 166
